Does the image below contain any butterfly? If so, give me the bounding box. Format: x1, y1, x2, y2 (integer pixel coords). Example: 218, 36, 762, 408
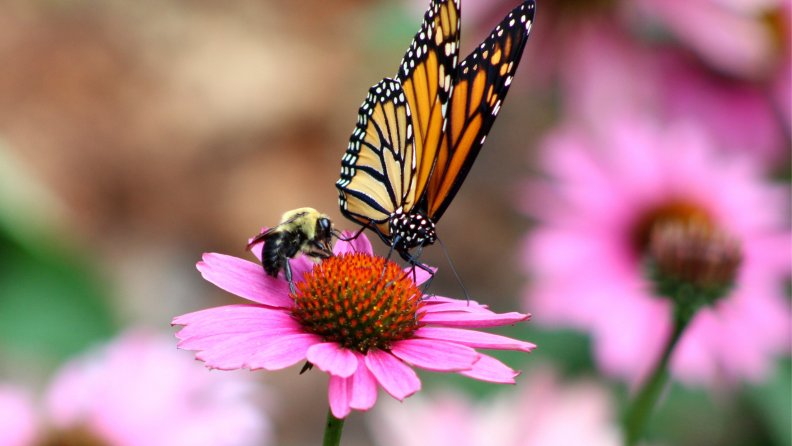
336, 0, 535, 269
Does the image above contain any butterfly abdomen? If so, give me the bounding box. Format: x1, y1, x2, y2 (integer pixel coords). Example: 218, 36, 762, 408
390, 208, 437, 251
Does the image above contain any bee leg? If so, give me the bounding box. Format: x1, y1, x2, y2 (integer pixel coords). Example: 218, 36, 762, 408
310, 241, 333, 258
285, 260, 296, 294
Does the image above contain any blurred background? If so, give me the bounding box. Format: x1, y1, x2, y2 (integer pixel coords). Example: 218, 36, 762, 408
0, 0, 788, 445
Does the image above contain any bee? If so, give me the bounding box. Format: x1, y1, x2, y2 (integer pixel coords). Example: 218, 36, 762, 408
246, 208, 334, 292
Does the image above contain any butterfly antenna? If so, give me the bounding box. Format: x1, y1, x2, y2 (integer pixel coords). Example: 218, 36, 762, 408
332, 224, 368, 242
436, 235, 470, 303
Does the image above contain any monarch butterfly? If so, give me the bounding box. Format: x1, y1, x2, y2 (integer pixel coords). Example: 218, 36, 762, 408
337, 0, 535, 268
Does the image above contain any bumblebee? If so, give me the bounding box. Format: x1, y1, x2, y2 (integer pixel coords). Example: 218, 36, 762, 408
246, 208, 334, 292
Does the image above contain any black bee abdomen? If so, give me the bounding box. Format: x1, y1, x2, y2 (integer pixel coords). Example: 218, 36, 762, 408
261, 233, 286, 277
261, 230, 305, 277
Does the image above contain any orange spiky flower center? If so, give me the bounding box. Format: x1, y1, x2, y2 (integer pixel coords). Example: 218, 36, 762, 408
291, 253, 426, 353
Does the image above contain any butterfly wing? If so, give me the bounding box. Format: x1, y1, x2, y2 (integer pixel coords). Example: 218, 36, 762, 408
338, 0, 461, 239
425, 0, 535, 221
337, 79, 415, 239
397, 0, 461, 210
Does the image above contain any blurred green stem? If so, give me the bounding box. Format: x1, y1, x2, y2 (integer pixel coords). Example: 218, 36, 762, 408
322, 408, 345, 446
624, 303, 693, 445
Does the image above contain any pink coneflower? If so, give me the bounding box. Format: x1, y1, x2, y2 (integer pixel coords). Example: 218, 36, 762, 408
42, 331, 269, 446
174, 231, 536, 419
520, 117, 791, 386
370, 367, 622, 446
0, 386, 37, 446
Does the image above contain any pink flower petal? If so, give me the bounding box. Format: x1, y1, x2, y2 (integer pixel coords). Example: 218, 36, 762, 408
365, 349, 421, 401
457, 353, 520, 384
191, 330, 284, 371
415, 327, 537, 353
334, 230, 374, 256
173, 306, 304, 370
327, 352, 380, 418
423, 296, 490, 310
389, 339, 479, 372
307, 343, 359, 378
421, 301, 492, 314
349, 352, 378, 411
249, 333, 323, 371
420, 311, 531, 327
328, 375, 353, 419
197, 253, 293, 308
173, 305, 300, 343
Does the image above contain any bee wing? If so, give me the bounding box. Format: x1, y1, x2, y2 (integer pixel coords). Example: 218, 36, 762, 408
245, 212, 309, 251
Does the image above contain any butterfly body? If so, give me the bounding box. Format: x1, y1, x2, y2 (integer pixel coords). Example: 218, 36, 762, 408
390, 207, 437, 252
337, 0, 535, 261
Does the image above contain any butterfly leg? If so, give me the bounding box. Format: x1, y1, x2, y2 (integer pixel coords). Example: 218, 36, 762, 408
410, 244, 426, 285
367, 223, 393, 249
398, 249, 435, 294
379, 235, 400, 281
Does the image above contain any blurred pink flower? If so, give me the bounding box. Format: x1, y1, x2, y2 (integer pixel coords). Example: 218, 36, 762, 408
370, 368, 622, 446
0, 386, 37, 446
44, 331, 270, 446
174, 231, 536, 419
772, 57, 791, 132
635, 0, 787, 79
559, 25, 789, 168
658, 53, 788, 166
520, 118, 791, 386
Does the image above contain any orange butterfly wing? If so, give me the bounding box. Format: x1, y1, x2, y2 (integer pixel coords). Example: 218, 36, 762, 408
426, 0, 535, 221
396, 0, 461, 212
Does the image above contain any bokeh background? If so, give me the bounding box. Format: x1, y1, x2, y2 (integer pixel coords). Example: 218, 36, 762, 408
0, 0, 788, 445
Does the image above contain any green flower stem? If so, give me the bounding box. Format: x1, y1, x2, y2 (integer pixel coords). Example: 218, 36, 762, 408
322, 408, 345, 446
624, 303, 694, 446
